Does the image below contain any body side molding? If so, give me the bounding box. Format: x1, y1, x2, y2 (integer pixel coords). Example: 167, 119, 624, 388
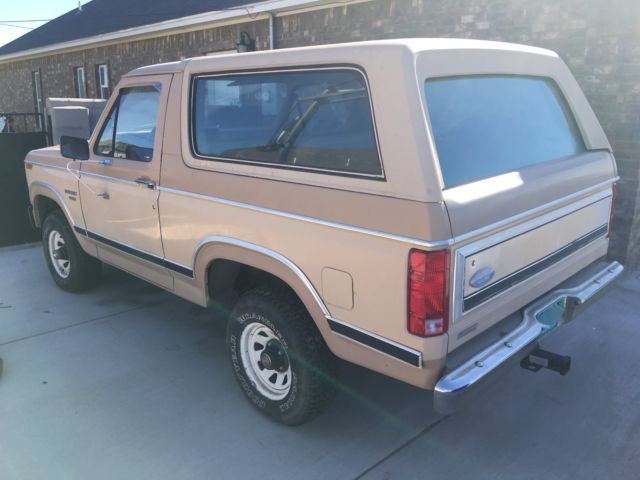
327, 317, 423, 367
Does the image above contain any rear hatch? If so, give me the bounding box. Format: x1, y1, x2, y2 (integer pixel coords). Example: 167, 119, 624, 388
422, 73, 617, 351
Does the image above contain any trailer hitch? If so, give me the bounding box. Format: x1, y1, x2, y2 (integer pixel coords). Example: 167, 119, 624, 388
520, 347, 571, 376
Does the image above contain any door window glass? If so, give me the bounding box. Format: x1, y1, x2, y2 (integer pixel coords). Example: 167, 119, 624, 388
94, 84, 161, 161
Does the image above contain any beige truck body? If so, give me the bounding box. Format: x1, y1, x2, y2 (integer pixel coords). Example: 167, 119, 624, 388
25, 39, 620, 396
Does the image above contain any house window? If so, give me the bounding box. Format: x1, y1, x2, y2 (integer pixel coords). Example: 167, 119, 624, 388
32, 70, 44, 130
96, 64, 110, 99
74, 67, 87, 98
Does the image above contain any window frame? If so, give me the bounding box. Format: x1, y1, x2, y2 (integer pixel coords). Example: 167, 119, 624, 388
92, 84, 161, 162
188, 65, 385, 180
74, 66, 87, 98
423, 73, 587, 190
96, 64, 110, 99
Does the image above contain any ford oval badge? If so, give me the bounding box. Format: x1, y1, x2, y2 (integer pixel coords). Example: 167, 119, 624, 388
469, 267, 495, 289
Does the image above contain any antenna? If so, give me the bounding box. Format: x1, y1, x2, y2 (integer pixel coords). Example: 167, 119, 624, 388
78, 1, 82, 12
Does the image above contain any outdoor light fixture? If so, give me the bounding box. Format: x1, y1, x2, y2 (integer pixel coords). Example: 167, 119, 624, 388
236, 32, 256, 53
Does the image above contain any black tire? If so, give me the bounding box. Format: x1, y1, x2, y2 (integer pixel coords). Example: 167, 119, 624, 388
42, 210, 101, 292
227, 287, 337, 426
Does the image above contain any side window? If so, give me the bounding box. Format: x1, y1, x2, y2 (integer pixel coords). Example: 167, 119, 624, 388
192, 69, 382, 177
94, 85, 161, 161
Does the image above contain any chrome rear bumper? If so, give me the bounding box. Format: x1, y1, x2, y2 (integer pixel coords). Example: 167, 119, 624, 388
433, 260, 624, 414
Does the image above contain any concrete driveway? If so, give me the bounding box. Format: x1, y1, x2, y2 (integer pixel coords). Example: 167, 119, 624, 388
1, 243, 639, 480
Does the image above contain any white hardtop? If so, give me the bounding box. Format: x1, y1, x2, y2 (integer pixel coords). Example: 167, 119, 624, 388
125, 38, 558, 77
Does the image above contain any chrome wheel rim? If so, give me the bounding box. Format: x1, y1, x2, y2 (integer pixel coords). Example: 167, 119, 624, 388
48, 230, 70, 279
239, 322, 292, 401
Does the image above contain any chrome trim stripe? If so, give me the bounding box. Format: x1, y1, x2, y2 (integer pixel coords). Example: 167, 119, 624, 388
26, 160, 78, 174
327, 316, 423, 367
192, 235, 331, 317
161, 178, 617, 250
27, 161, 617, 251
160, 186, 453, 249
452, 177, 618, 244
74, 226, 194, 277
26, 160, 145, 186
78, 170, 139, 185
463, 224, 608, 311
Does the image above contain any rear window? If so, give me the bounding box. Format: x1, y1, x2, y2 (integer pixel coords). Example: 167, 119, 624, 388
191, 69, 382, 177
424, 75, 585, 188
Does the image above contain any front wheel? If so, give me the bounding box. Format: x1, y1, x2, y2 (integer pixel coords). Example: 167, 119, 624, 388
42, 210, 101, 292
227, 287, 337, 425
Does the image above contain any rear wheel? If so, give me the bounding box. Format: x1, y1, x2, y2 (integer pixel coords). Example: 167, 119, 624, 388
42, 210, 101, 292
227, 287, 337, 425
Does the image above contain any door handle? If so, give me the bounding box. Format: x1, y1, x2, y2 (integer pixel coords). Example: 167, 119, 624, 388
97, 192, 110, 200
135, 178, 157, 189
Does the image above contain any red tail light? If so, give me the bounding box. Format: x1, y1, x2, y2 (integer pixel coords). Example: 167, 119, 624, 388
408, 249, 449, 337
608, 183, 617, 237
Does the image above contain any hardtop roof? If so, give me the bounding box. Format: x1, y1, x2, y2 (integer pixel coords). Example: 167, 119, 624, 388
125, 38, 557, 76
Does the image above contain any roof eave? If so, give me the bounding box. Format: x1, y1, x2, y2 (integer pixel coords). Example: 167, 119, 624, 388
0, 0, 332, 64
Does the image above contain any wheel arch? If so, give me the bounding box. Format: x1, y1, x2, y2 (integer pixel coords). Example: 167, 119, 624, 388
195, 237, 330, 330
30, 181, 74, 228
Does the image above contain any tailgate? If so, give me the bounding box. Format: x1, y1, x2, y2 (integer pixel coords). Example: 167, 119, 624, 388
462, 196, 610, 312
443, 153, 616, 351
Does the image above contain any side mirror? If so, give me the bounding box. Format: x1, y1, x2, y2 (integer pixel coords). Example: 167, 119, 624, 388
60, 135, 90, 161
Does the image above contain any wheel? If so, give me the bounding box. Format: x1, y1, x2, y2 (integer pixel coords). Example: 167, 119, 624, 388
227, 287, 337, 425
42, 210, 101, 292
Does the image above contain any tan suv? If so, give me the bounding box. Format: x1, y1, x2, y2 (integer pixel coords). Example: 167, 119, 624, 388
25, 39, 623, 425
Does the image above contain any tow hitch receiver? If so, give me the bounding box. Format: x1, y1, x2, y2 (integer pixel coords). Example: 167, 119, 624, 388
520, 347, 571, 376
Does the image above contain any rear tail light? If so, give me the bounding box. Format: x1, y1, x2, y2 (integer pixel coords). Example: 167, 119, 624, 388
608, 183, 617, 237
407, 249, 449, 337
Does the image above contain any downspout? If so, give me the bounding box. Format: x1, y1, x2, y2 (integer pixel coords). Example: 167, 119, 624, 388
268, 12, 275, 50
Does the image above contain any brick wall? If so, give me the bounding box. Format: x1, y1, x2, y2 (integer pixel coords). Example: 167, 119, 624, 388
1, 0, 638, 264
0, 21, 270, 113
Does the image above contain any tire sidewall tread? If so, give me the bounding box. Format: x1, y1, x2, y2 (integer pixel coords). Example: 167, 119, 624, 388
227, 287, 336, 426
42, 210, 101, 292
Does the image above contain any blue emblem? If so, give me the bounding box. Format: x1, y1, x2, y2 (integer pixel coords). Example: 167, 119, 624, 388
469, 267, 495, 288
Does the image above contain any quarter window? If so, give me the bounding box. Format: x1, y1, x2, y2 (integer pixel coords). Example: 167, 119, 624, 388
95, 85, 161, 161
192, 69, 382, 177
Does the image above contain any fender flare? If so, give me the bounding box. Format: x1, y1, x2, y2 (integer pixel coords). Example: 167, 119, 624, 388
29, 180, 75, 228
192, 236, 331, 326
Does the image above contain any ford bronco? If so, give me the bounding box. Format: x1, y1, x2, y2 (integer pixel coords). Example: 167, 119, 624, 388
25, 39, 623, 425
